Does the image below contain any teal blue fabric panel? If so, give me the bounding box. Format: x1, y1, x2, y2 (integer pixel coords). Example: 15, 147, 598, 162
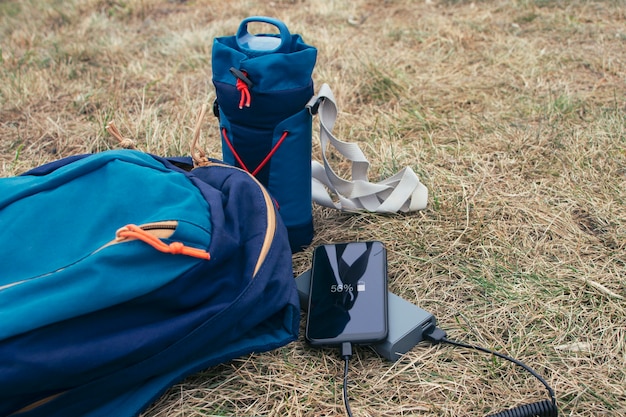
0, 150, 211, 339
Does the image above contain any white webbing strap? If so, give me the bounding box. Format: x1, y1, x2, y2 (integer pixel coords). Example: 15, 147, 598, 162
310, 83, 428, 213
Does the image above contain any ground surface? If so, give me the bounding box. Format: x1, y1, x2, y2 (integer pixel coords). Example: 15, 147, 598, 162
1, 1, 625, 416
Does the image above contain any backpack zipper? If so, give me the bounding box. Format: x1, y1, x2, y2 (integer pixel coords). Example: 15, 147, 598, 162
0, 221, 203, 293
139, 222, 178, 231
92, 220, 179, 253
114, 223, 211, 260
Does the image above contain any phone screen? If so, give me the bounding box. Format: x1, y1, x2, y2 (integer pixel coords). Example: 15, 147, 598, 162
306, 241, 388, 345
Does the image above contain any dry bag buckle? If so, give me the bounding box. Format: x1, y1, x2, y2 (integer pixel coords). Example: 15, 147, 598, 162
306, 95, 324, 115
229, 67, 253, 88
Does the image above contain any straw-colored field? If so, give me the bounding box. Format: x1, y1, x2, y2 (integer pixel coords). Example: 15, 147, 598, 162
1, 0, 624, 416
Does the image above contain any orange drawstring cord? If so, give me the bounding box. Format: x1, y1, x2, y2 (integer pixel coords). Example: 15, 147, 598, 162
105, 121, 137, 149
116, 224, 210, 260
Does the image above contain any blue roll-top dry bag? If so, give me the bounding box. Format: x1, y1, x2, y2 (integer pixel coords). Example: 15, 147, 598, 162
212, 16, 317, 252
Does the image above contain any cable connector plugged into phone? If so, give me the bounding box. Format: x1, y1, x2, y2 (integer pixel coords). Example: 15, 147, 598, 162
340, 342, 354, 417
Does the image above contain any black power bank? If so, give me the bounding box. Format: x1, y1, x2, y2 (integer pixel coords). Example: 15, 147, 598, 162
296, 268, 436, 361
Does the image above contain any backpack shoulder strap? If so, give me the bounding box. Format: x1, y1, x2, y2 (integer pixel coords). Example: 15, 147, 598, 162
310, 83, 428, 213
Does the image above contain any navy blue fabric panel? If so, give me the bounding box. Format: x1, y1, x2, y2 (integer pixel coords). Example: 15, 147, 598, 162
21, 154, 90, 176
214, 80, 314, 128
287, 221, 315, 253
221, 118, 273, 185
4, 264, 298, 417
265, 109, 312, 222
13, 304, 299, 417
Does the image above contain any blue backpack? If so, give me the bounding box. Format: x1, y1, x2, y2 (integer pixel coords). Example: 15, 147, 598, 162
0, 150, 299, 417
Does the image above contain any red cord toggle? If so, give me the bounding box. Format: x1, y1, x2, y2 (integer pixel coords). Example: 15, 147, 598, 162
236, 77, 251, 109
230, 68, 252, 109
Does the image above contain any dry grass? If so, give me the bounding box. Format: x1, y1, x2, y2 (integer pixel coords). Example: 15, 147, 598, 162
1, 0, 625, 416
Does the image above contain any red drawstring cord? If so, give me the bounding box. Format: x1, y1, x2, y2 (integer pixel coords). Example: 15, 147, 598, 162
221, 128, 289, 177
222, 128, 251, 172
116, 224, 210, 260
252, 131, 288, 177
236, 72, 251, 109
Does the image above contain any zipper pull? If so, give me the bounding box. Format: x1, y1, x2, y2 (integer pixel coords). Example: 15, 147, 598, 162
116, 224, 210, 260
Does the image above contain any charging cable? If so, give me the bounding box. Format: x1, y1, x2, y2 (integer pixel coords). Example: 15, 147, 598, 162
335, 328, 557, 417
340, 342, 354, 417
425, 327, 558, 417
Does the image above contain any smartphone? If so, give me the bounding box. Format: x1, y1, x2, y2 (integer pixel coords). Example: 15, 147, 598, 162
305, 241, 388, 346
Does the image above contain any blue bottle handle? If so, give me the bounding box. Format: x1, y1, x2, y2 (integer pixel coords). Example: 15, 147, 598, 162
236, 16, 291, 54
